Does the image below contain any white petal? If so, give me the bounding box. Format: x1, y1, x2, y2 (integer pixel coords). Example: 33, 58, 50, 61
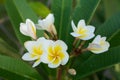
48, 63, 60, 68
92, 35, 101, 44
37, 37, 46, 42
26, 19, 36, 39
20, 23, 29, 36
35, 24, 45, 30
38, 19, 46, 29
88, 43, 101, 49
24, 41, 36, 52
87, 25, 95, 33
104, 42, 110, 49
55, 40, 68, 51
45, 13, 54, 26
81, 33, 95, 40
71, 20, 77, 32
61, 51, 69, 65
101, 37, 107, 41
70, 32, 80, 37
101, 42, 110, 52
77, 19, 86, 28
22, 53, 38, 61
32, 59, 41, 67
38, 13, 54, 31
41, 52, 49, 64
37, 37, 53, 50
87, 43, 103, 54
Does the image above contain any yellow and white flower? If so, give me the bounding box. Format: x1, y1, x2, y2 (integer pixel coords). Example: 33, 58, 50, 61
22, 37, 47, 67
41, 40, 69, 68
71, 19, 95, 40
37, 13, 57, 35
87, 35, 110, 54
20, 19, 36, 39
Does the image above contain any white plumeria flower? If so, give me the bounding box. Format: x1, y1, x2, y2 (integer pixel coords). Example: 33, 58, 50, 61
37, 13, 57, 35
22, 37, 47, 67
87, 35, 110, 54
20, 19, 37, 39
41, 40, 69, 68
71, 19, 95, 40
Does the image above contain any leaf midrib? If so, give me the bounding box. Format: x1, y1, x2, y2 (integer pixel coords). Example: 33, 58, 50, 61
59, 0, 64, 39
0, 67, 35, 80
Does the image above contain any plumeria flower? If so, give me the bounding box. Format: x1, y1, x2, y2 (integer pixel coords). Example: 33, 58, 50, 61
71, 19, 95, 40
20, 19, 37, 39
22, 37, 47, 67
41, 40, 69, 68
87, 35, 110, 54
37, 13, 57, 35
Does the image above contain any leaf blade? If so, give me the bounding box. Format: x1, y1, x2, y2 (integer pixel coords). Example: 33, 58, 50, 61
51, 0, 72, 41
74, 46, 120, 79
5, 0, 43, 45
0, 55, 43, 80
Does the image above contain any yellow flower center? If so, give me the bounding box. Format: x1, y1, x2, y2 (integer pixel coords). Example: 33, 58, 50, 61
77, 27, 87, 38
31, 45, 43, 58
47, 45, 65, 64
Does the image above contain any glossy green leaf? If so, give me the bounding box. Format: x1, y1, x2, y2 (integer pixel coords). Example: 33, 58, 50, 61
0, 55, 43, 80
5, 0, 43, 45
0, 38, 19, 58
72, 0, 101, 24
51, 0, 72, 41
29, 2, 50, 18
73, 46, 120, 79
109, 29, 120, 47
104, 0, 120, 19
96, 12, 120, 39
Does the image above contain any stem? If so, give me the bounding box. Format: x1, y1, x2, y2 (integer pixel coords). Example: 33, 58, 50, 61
93, 74, 99, 80
57, 66, 62, 80
81, 48, 88, 52
73, 38, 79, 47
78, 41, 86, 49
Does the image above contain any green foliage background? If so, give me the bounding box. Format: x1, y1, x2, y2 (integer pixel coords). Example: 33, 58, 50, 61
0, 0, 120, 80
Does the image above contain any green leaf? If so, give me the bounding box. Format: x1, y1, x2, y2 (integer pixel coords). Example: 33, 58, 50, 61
103, 0, 120, 19
0, 38, 20, 58
73, 46, 120, 79
72, 0, 101, 24
29, 2, 50, 18
5, 0, 43, 45
95, 11, 120, 49
108, 29, 120, 47
0, 54, 43, 80
51, 0, 72, 41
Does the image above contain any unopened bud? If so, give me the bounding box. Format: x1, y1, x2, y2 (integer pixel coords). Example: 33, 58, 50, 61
68, 68, 76, 75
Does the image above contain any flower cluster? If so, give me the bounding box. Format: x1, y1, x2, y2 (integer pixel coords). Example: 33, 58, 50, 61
20, 13, 110, 68
71, 19, 110, 54
20, 14, 69, 68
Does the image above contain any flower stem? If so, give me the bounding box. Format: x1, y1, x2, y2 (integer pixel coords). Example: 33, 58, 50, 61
78, 41, 86, 49
57, 66, 62, 80
73, 38, 79, 47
